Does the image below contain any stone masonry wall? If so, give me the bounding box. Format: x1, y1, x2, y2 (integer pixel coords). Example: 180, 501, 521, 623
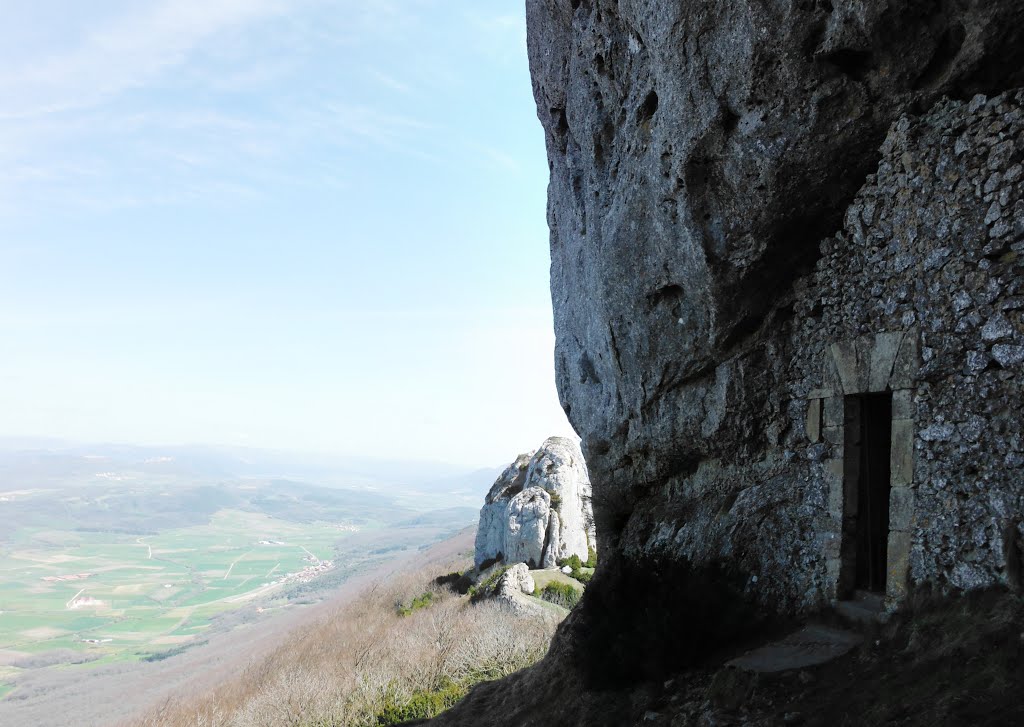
627, 90, 1024, 615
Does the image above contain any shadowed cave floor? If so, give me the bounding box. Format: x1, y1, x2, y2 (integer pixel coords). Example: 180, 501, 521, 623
423, 589, 1023, 726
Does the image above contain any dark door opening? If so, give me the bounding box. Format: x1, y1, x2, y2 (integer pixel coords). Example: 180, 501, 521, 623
847, 392, 893, 592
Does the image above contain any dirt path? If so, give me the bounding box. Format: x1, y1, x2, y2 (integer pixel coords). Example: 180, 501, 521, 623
223, 550, 252, 580
136, 538, 152, 560
64, 589, 85, 610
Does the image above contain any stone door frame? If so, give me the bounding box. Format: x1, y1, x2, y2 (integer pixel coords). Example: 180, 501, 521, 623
806, 329, 918, 606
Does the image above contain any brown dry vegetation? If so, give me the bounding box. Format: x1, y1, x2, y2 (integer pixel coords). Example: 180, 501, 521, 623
134, 561, 559, 727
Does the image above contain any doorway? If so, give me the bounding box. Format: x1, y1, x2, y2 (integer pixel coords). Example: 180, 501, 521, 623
847, 392, 892, 593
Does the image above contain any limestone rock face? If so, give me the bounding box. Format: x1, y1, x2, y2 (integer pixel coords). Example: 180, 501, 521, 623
474, 437, 594, 569
526, 0, 1024, 504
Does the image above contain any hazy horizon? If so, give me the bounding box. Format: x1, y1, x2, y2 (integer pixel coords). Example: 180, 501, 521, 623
0, 1, 575, 468
0, 433, 520, 475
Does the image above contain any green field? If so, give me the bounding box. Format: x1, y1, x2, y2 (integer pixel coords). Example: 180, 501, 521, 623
0, 510, 356, 663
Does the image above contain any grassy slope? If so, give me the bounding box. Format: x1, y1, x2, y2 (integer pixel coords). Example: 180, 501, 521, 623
132, 547, 562, 727
530, 569, 585, 592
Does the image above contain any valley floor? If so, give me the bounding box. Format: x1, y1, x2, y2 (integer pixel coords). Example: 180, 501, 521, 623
0, 527, 475, 727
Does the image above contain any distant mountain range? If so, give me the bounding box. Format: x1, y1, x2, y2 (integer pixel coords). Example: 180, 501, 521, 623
0, 438, 503, 507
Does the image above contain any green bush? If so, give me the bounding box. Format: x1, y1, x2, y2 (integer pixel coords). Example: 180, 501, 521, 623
397, 591, 434, 617
375, 679, 468, 725
538, 581, 581, 610
468, 565, 509, 602
557, 551, 597, 583
557, 554, 583, 571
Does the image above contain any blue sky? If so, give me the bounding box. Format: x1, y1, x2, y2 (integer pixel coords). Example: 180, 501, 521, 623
0, 0, 574, 467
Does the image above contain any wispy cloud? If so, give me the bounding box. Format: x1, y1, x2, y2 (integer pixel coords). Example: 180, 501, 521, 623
369, 69, 412, 94
0, 0, 528, 218
0, 0, 289, 118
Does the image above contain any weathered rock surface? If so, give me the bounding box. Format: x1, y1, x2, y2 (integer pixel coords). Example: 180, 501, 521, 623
470, 563, 556, 619
492, 564, 547, 616
498, 563, 537, 597
474, 437, 594, 569
431, 2, 1024, 725
528, 1, 1024, 501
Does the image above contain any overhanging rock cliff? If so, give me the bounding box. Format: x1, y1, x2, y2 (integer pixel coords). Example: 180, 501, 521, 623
431, 1, 1024, 724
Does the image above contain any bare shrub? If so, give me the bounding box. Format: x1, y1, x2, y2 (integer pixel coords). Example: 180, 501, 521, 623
134, 560, 559, 726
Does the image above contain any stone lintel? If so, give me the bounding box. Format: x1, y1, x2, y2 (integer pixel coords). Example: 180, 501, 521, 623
869, 331, 904, 391
822, 353, 843, 395
826, 330, 918, 395
830, 340, 860, 394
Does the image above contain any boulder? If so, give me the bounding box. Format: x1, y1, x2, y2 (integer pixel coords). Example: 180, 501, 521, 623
474, 437, 594, 569
496, 563, 536, 597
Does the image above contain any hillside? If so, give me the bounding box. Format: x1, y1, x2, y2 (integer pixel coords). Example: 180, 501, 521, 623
131, 529, 563, 726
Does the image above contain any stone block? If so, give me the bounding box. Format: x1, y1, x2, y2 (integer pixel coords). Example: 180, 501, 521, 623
822, 354, 844, 395
806, 398, 822, 442
890, 330, 920, 389
826, 462, 844, 519
824, 396, 844, 427
825, 457, 844, 483
825, 558, 843, 599
889, 486, 915, 531
890, 418, 914, 486
822, 531, 842, 560
892, 388, 914, 419
808, 388, 833, 399
822, 425, 843, 445
830, 340, 861, 394
886, 530, 913, 605
869, 331, 904, 392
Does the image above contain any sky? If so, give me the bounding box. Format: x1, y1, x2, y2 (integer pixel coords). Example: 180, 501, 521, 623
0, 0, 575, 468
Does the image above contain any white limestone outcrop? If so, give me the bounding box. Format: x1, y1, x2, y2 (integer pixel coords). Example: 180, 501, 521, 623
474, 437, 595, 569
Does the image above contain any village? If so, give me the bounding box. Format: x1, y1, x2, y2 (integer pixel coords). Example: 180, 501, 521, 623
262, 553, 335, 589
